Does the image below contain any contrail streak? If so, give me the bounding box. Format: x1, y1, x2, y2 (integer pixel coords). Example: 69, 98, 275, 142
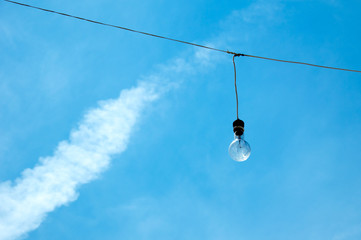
0, 82, 159, 240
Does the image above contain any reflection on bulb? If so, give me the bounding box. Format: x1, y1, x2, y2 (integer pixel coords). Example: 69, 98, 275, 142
229, 134, 251, 162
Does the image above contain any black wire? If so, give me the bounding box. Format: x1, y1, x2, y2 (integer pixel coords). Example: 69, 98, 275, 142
232, 55, 239, 120
4, 0, 361, 74
4, 0, 229, 54
243, 54, 361, 73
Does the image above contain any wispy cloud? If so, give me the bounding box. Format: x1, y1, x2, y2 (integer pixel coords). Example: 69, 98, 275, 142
0, 45, 213, 239
0, 81, 159, 240
332, 223, 361, 240
239, 0, 283, 24
0, 0, 280, 238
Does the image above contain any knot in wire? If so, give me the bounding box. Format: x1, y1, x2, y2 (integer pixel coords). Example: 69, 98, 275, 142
233, 53, 244, 57
226, 51, 245, 57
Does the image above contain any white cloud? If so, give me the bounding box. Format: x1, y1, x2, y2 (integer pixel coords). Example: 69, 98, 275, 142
0, 44, 215, 239
0, 0, 280, 238
0, 81, 159, 240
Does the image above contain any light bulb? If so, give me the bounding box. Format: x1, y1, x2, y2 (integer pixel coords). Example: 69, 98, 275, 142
229, 134, 251, 161
229, 119, 251, 162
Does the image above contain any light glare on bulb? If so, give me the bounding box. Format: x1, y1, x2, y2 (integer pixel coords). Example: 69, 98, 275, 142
228, 134, 251, 162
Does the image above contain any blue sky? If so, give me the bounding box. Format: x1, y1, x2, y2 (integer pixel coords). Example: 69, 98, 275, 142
1, 0, 361, 239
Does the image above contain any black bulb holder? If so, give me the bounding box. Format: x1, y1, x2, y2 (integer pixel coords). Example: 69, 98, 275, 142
233, 119, 245, 136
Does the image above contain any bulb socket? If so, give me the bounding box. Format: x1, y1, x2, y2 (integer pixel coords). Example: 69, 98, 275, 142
233, 119, 245, 136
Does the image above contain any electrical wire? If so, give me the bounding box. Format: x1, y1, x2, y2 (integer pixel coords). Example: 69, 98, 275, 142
232, 55, 239, 120
4, 0, 361, 74
4, 0, 229, 54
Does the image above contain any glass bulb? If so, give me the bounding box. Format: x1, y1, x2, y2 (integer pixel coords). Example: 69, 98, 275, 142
228, 134, 251, 162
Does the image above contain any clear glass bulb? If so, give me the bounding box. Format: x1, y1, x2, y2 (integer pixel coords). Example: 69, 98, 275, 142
228, 134, 251, 162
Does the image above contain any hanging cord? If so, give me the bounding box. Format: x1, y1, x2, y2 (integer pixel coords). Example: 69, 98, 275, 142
4, 0, 361, 74
233, 54, 242, 119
